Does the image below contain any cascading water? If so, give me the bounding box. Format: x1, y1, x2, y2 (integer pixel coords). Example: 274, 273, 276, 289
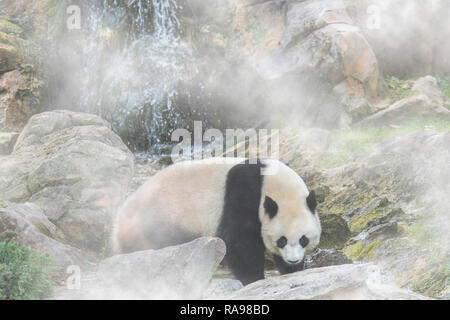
78, 0, 195, 152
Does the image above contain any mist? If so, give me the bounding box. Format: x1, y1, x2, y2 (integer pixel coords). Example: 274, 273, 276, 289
0, 0, 449, 301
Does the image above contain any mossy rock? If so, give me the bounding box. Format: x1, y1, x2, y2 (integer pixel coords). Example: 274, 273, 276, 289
319, 214, 351, 249
343, 240, 381, 261
347, 197, 403, 234
411, 265, 450, 298
348, 210, 385, 234
0, 17, 23, 35
314, 185, 331, 204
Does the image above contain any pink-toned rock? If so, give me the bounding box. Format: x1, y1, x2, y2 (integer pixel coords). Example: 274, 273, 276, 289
0, 70, 38, 131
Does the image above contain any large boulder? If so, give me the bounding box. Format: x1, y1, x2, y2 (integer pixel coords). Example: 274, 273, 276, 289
0, 110, 134, 255
256, 0, 383, 127
0, 201, 92, 270
51, 237, 226, 300
226, 264, 429, 300
99, 237, 226, 299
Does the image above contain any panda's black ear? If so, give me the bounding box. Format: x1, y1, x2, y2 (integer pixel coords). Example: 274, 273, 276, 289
307, 190, 317, 214
264, 196, 278, 219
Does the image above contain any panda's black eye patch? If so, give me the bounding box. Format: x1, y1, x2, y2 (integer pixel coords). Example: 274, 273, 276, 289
264, 196, 278, 219
276, 236, 287, 249
299, 235, 310, 248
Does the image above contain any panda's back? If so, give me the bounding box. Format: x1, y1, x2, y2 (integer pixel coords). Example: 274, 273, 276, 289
113, 158, 244, 252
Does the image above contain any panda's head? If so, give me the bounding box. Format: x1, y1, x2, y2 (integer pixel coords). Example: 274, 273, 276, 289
259, 162, 321, 266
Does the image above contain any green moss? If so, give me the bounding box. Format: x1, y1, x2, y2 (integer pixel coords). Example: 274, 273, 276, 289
406, 223, 434, 244
321, 185, 374, 218
404, 221, 443, 250
348, 211, 385, 234
0, 17, 23, 35
344, 240, 381, 261
385, 76, 415, 102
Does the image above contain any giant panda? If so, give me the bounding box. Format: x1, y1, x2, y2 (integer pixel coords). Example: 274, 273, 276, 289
112, 158, 321, 285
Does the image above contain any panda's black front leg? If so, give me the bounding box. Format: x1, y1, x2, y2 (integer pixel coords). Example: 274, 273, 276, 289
273, 255, 305, 275
224, 235, 266, 286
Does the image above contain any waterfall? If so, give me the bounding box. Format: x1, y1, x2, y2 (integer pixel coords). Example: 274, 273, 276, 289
78, 0, 195, 152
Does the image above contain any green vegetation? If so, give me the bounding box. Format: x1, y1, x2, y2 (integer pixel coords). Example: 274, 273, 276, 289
385, 76, 414, 102
311, 116, 450, 169
0, 231, 55, 300
405, 223, 435, 245
437, 76, 450, 101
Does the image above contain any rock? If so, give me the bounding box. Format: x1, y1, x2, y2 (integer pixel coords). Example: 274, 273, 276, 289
0, 0, 65, 42
371, 238, 440, 289
411, 76, 445, 105
319, 214, 351, 249
298, 128, 331, 153
256, 0, 383, 126
356, 129, 450, 190
305, 249, 353, 269
232, 0, 286, 62
0, 16, 23, 36
1, 201, 60, 238
259, 22, 379, 89
0, 201, 93, 270
345, 197, 403, 235
280, 0, 353, 48
97, 237, 226, 299
203, 278, 244, 299
0, 110, 134, 255
353, 222, 399, 246
226, 263, 429, 300
360, 93, 449, 127
0, 131, 19, 155
327, 129, 450, 297
0, 69, 40, 131
0, 35, 19, 73
0, 31, 42, 131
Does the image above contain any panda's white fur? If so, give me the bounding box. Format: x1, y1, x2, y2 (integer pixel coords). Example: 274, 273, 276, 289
259, 163, 321, 262
112, 157, 242, 253
113, 157, 321, 284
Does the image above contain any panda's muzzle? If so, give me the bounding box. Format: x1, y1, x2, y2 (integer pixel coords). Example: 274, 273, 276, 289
287, 259, 301, 264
